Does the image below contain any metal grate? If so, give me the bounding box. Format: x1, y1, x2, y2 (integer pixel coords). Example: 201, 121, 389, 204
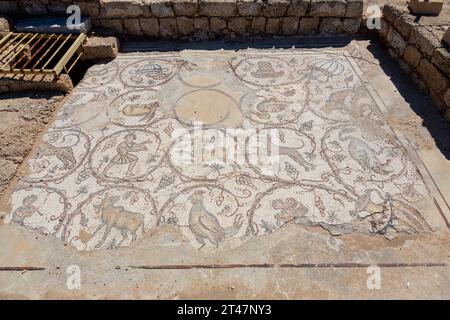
0, 32, 86, 76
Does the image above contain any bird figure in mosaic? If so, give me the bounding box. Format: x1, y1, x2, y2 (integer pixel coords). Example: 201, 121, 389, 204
188, 190, 243, 249
339, 129, 392, 175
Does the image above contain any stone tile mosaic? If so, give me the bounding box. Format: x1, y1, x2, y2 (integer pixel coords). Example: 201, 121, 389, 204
5, 48, 436, 250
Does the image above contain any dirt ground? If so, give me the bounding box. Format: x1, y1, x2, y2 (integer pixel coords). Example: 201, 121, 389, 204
0, 92, 64, 195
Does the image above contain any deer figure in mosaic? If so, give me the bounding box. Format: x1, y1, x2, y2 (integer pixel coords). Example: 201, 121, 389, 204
92, 193, 145, 249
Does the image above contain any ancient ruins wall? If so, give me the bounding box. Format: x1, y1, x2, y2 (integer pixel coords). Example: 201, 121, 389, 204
0, 0, 363, 38
379, 4, 450, 121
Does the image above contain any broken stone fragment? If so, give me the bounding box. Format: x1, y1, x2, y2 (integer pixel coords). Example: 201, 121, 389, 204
0, 15, 10, 36
81, 36, 119, 61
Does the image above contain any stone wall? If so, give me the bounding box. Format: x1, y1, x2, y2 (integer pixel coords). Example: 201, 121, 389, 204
0, 0, 363, 38
379, 4, 450, 122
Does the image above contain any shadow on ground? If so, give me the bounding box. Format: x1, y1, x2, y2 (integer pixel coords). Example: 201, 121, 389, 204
366, 39, 450, 160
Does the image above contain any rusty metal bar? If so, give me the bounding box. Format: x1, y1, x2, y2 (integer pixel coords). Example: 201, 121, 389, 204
66, 51, 83, 74
21, 34, 55, 69
0, 32, 20, 56
41, 34, 71, 72
0, 32, 86, 76
0, 32, 13, 49
11, 33, 47, 69
53, 33, 86, 75
0, 33, 27, 67
30, 33, 63, 70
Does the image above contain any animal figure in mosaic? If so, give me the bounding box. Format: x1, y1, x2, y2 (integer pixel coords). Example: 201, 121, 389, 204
35, 141, 77, 170
338, 129, 392, 175
129, 62, 172, 84
267, 133, 315, 172
121, 100, 158, 123
188, 190, 243, 249
252, 100, 293, 119
278, 145, 315, 172
92, 193, 145, 249
322, 88, 353, 115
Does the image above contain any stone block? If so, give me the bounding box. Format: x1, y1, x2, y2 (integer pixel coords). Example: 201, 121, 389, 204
287, 0, 310, 16
101, 19, 123, 33
393, 15, 417, 39
444, 89, 450, 109
199, 0, 236, 17
237, 0, 263, 16
228, 17, 250, 34
0, 15, 11, 35
100, 0, 145, 18
432, 48, 450, 77
342, 18, 360, 34
383, 4, 407, 25
444, 28, 450, 46
140, 17, 160, 36
409, 26, 442, 57
379, 18, 389, 40
81, 36, 119, 61
282, 17, 299, 35
387, 26, 407, 56
47, 0, 73, 15
74, 1, 101, 17
262, 0, 290, 17
310, 0, 346, 17
150, 0, 175, 17
299, 16, 319, 34
417, 59, 448, 94
266, 18, 281, 34
345, 0, 362, 18
194, 17, 209, 30
403, 45, 422, 68
409, 0, 443, 16
210, 17, 227, 33
177, 17, 195, 35
159, 17, 177, 37
124, 18, 142, 36
0, 1, 19, 14
22, 0, 48, 16
319, 17, 343, 34
251, 16, 266, 33
173, 0, 198, 16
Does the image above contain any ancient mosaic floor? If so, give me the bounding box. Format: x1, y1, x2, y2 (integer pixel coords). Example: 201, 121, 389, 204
4, 48, 446, 252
